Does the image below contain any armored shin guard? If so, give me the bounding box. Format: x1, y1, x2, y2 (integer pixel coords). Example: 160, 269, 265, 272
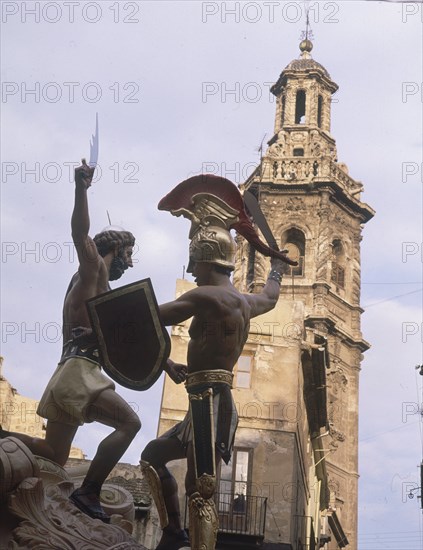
188, 490, 218, 550
188, 387, 218, 549
140, 460, 169, 529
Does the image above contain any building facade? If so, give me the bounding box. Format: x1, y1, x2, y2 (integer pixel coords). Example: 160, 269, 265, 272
158, 39, 374, 550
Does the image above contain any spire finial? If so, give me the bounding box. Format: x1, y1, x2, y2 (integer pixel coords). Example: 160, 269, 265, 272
299, 4, 314, 58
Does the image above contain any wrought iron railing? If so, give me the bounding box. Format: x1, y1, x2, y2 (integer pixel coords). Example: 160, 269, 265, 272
217, 492, 267, 536
184, 492, 267, 538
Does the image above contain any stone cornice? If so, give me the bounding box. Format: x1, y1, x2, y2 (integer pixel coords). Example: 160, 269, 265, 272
304, 315, 370, 353
271, 67, 338, 96
246, 179, 374, 224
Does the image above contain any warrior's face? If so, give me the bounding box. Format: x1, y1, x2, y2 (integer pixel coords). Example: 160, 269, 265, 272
191, 261, 213, 287
109, 245, 133, 281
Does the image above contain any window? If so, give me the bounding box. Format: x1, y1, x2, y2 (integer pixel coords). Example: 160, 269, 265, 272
317, 95, 323, 128
295, 90, 306, 124
218, 448, 253, 499
331, 240, 346, 289
234, 355, 252, 389
217, 448, 253, 532
282, 228, 306, 277
293, 148, 304, 157
281, 95, 286, 126
331, 265, 345, 288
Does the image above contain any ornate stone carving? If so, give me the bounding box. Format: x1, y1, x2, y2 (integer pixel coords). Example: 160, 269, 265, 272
100, 484, 136, 526
233, 235, 248, 291
8, 478, 145, 549
351, 264, 361, 305
311, 141, 322, 157
285, 197, 305, 212
315, 240, 329, 281
328, 477, 340, 497
328, 422, 346, 448
1, 438, 146, 549
315, 195, 332, 281
36, 455, 70, 489
331, 210, 353, 231
0, 437, 40, 499
327, 367, 348, 395
292, 132, 306, 143
296, 160, 303, 178
326, 477, 341, 508
267, 141, 284, 158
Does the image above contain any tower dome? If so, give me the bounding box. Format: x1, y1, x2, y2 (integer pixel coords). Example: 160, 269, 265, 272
272, 39, 337, 96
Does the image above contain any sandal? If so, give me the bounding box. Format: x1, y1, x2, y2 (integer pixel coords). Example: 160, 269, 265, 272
70, 487, 110, 524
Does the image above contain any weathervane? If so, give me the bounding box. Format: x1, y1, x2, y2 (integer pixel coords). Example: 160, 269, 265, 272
256, 134, 266, 162
299, 3, 314, 43
255, 134, 266, 185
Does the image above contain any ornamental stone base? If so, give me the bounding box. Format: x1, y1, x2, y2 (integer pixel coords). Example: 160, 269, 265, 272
0, 437, 147, 549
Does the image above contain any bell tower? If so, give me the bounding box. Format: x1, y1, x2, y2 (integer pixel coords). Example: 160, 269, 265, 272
272, 38, 338, 162
235, 39, 375, 548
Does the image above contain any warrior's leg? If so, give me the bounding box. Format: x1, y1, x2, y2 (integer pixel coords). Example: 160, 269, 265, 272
186, 389, 219, 550
70, 389, 141, 523
141, 438, 190, 550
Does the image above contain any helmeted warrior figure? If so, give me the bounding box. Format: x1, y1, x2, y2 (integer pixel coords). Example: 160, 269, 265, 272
141, 174, 296, 550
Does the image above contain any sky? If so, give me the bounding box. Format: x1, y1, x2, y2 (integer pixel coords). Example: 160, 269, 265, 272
1, 1, 422, 548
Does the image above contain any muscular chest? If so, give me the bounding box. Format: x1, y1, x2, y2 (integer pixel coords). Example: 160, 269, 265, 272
189, 315, 245, 343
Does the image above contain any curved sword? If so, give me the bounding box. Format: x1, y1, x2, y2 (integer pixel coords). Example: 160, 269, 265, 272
88, 113, 99, 168
243, 189, 297, 266
244, 190, 283, 252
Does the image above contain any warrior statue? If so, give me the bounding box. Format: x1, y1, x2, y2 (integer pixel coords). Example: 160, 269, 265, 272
141, 174, 296, 550
1, 159, 186, 523
1, 119, 186, 524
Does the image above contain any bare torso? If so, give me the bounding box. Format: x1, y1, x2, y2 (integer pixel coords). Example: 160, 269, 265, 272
62, 262, 110, 342
187, 285, 251, 374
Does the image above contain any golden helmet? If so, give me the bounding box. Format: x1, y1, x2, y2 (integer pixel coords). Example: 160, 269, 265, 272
187, 225, 236, 273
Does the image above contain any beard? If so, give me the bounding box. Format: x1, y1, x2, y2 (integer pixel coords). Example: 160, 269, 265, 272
109, 256, 128, 281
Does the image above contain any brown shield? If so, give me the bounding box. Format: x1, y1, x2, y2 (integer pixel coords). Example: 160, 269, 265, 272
86, 278, 170, 391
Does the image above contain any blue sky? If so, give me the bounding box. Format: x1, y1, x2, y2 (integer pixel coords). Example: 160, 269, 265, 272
1, 1, 422, 548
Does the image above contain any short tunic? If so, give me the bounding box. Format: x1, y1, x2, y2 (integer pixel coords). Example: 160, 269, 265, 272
37, 355, 115, 426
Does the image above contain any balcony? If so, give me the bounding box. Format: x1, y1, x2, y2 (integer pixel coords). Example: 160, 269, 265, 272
185, 492, 268, 548
245, 156, 362, 196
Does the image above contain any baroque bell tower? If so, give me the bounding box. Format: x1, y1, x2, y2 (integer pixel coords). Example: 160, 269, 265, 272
235, 39, 375, 548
